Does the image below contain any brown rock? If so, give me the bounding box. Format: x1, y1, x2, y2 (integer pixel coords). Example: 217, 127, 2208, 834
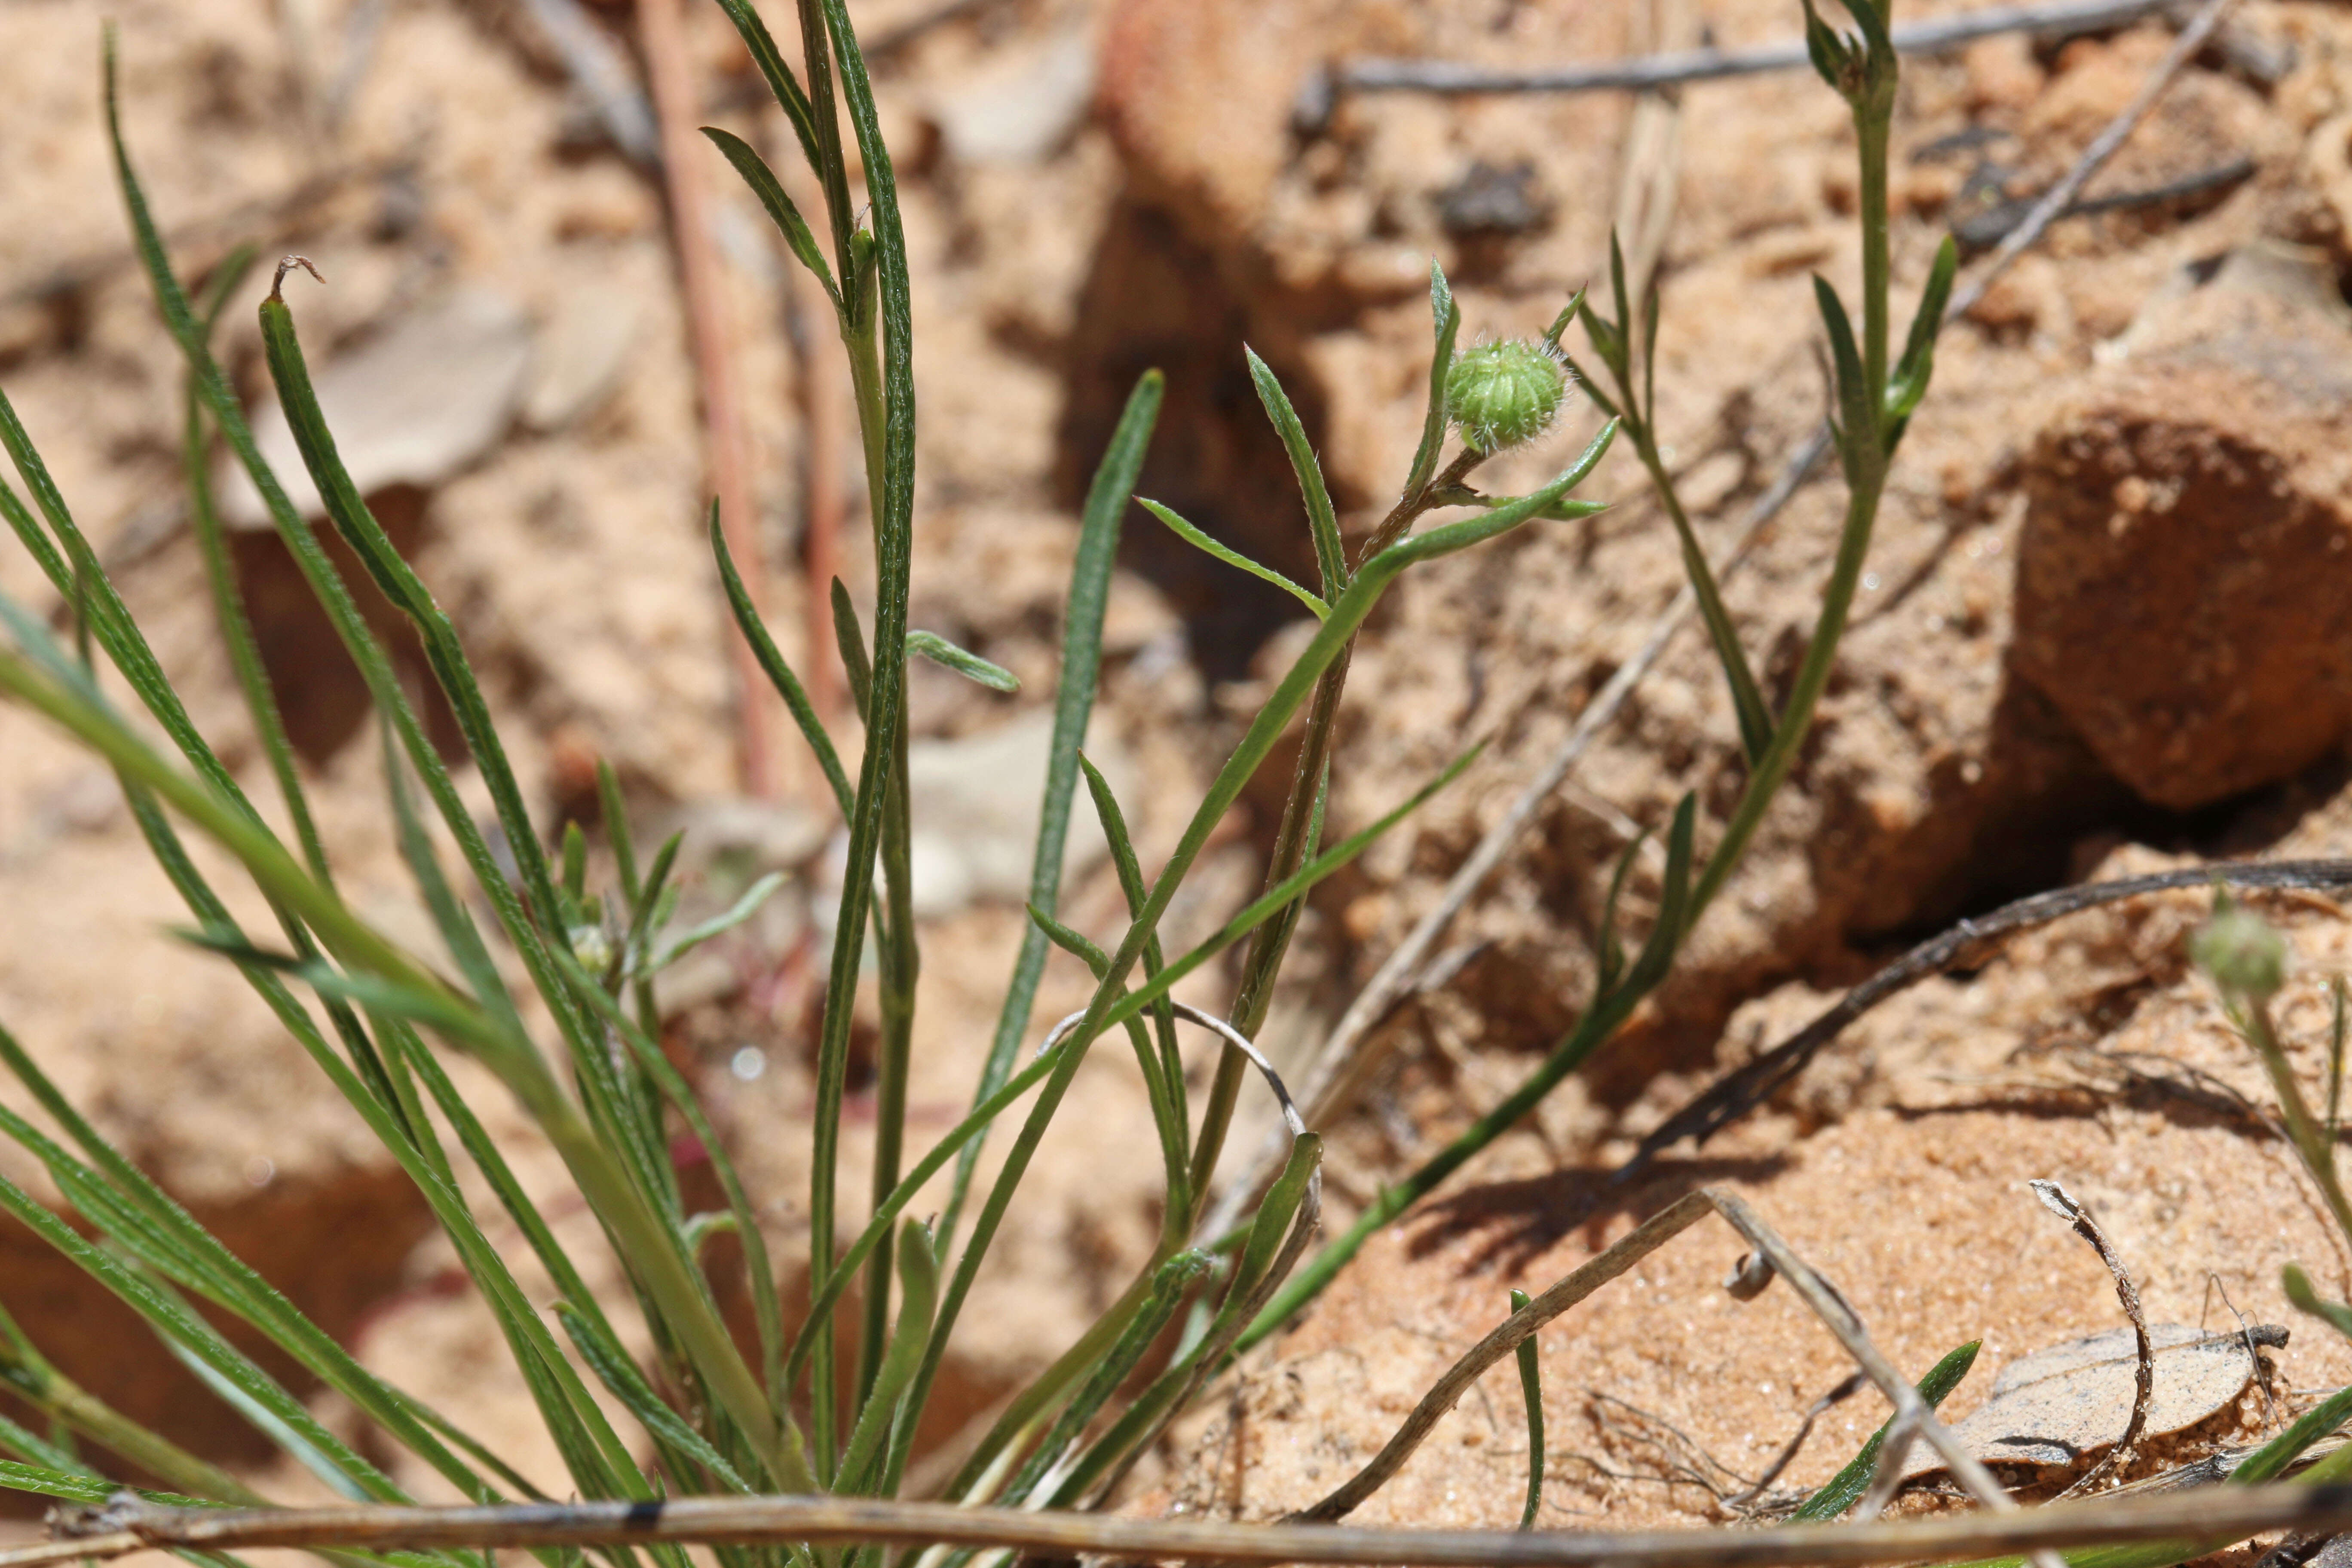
2011, 243, 2352, 810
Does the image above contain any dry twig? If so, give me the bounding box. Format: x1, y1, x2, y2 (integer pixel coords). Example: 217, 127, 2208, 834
22, 1485, 2352, 1568
637, 0, 779, 797
1619, 859, 2352, 1189
2034, 1180, 2156, 1499
1303, 0, 2173, 113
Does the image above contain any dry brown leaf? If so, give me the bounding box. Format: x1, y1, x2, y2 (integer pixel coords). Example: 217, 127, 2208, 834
1899, 1324, 2267, 1480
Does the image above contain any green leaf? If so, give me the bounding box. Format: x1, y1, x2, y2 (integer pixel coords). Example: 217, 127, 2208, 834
1612, 792, 1697, 1001
1577, 297, 1626, 383
1046, 1132, 1320, 1506
647, 871, 787, 972
1539, 285, 1586, 351
1511, 1288, 1544, 1529
1592, 828, 1646, 998
706, 0, 827, 201
1405, 261, 1464, 498
597, 759, 640, 906
1607, 230, 1632, 356
0, 1161, 409, 1503
712, 507, 852, 816
1093, 739, 1488, 1043
1078, 751, 1189, 1204
944, 369, 1161, 1255
996, 1249, 1212, 1508
834, 1223, 939, 1495
1790, 1340, 1978, 1520
161, 1331, 372, 1501
1246, 347, 1348, 597
802, 2, 920, 1488
830, 576, 873, 723
1812, 275, 1872, 472
1885, 234, 1959, 449
1801, 0, 1856, 92
782, 1039, 1072, 1398
2286, 1262, 2352, 1342
1554, 344, 1619, 422
256, 288, 566, 940
1139, 498, 1326, 620
704, 126, 841, 311
906, 629, 1018, 693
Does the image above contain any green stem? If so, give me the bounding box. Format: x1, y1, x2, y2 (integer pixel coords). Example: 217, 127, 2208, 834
1858, 119, 1892, 417
1182, 443, 1485, 1224
2247, 1000, 2352, 1250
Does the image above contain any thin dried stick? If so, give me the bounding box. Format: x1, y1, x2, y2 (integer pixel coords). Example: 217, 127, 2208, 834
1944, 0, 2242, 321
1213, 0, 2249, 1240
29, 1482, 2352, 1568
1620, 859, 2352, 1188
638, 0, 778, 798
2035, 1180, 2156, 1500
1314, 0, 2171, 103
1728, 1369, 1866, 1509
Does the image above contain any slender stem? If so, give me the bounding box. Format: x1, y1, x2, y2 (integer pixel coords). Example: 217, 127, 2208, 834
841, 310, 921, 1418
1858, 119, 1892, 416
2246, 1000, 2352, 1250
1184, 444, 1486, 1222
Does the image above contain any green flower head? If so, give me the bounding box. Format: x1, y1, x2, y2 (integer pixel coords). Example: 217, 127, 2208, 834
1446, 338, 1570, 453
2191, 899, 2288, 1003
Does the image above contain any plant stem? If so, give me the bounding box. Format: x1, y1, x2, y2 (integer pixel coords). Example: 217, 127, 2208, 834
1183, 444, 1485, 1225
2246, 999, 2352, 1250
842, 299, 922, 1422
1858, 117, 1892, 413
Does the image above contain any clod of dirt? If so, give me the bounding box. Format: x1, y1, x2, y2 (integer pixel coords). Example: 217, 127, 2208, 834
2011, 241, 2352, 810
1897, 1323, 2272, 1480
221, 286, 534, 527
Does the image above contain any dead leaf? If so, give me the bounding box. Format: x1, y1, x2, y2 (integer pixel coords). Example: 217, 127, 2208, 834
1899, 1324, 2272, 1480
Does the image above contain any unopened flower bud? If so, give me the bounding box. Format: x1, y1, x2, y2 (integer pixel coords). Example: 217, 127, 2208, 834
570, 923, 614, 973
2191, 903, 2287, 1002
1446, 339, 1568, 453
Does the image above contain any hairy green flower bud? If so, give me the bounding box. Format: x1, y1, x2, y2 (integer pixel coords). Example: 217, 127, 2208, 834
2192, 902, 2288, 1002
1446, 339, 1568, 453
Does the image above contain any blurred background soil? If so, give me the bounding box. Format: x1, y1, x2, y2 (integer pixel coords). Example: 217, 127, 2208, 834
12, 0, 2352, 1544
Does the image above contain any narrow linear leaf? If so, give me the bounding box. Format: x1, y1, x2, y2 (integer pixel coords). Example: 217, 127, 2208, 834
1245, 347, 1347, 596
703, 126, 840, 311
1139, 499, 1326, 620
712, 508, 851, 816
1511, 1289, 1544, 1530
1791, 1340, 1978, 1520
1405, 261, 1463, 497
906, 630, 1017, 693
943, 369, 1161, 1254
